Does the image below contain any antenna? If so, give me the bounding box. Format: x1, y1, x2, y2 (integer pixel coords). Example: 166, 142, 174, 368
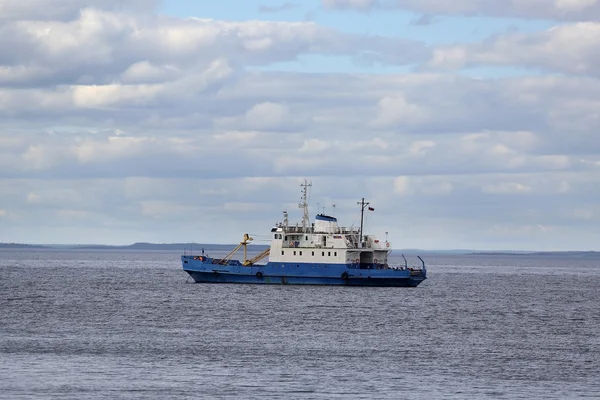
332, 203, 336, 217
299, 179, 312, 233
357, 198, 370, 245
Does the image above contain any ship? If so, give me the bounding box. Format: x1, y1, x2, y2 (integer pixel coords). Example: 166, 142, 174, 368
181, 180, 427, 287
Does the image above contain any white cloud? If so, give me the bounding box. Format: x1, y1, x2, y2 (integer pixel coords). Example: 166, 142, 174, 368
300, 139, 331, 152
394, 176, 412, 195
322, 0, 600, 21
408, 140, 435, 155
0, 9, 427, 90
393, 176, 454, 196
1, 1, 599, 250
213, 130, 260, 142
245, 102, 291, 130
426, 23, 600, 77
373, 95, 428, 127
482, 182, 533, 194
120, 62, 180, 84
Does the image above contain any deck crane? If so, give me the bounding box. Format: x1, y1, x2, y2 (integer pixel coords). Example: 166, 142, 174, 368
218, 234, 270, 266
243, 248, 270, 266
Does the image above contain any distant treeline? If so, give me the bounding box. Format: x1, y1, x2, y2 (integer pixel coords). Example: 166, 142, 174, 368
0, 243, 49, 249
0, 242, 269, 251
470, 251, 600, 257
72, 243, 270, 251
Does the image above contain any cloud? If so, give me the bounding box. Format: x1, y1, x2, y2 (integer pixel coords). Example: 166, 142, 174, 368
0, 8, 428, 90
394, 176, 412, 195
410, 14, 437, 26
0, 0, 158, 21
426, 22, 600, 77
2, 72, 599, 181
244, 102, 292, 130
1, 1, 599, 249
373, 94, 429, 127
482, 182, 533, 194
322, 0, 600, 21
258, 2, 299, 13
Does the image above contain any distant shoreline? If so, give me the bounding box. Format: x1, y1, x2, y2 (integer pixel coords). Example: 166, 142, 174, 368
468, 251, 600, 257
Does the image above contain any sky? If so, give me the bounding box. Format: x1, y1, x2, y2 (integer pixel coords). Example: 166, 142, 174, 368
1, 0, 599, 250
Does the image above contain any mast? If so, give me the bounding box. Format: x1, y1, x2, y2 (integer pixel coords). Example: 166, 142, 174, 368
283, 210, 289, 229
299, 179, 312, 233
357, 197, 370, 245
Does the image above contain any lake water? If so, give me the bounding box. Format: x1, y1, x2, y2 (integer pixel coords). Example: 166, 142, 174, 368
1, 249, 599, 399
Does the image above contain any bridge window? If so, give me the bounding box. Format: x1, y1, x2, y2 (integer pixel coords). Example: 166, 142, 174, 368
322, 251, 325, 256
293, 251, 296, 256
281, 251, 284, 255
300, 251, 303, 256
312, 251, 314, 256
328, 252, 331, 256
334, 252, 337, 256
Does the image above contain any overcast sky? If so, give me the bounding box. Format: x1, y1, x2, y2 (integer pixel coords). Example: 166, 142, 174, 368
1, 0, 599, 250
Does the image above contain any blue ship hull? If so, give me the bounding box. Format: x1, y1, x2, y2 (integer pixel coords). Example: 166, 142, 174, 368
182, 255, 426, 287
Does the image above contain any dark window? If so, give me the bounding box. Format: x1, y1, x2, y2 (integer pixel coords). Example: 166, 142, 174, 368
322, 252, 325, 256
312, 251, 314, 256
305, 236, 308, 240
300, 251, 303, 256
274, 234, 277, 239
285, 236, 288, 241
334, 252, 337, 256
328, 252, 331, 256
281, 251, 284, 255
293, 251, 296, 256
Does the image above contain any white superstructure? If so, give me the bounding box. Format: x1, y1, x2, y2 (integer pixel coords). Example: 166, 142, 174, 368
267, 180, 391, 267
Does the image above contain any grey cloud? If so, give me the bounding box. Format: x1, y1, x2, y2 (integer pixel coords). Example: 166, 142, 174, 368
322, 0, 600, 21
2, 172, 599, 249
1, 3, 599, 249
3, 71, 600, 181
0, 0, 158, 21
410, 14, 437, 26
0, 9, 429, 89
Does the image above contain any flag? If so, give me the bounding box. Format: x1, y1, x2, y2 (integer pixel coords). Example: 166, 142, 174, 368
368, 207, 374, 211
